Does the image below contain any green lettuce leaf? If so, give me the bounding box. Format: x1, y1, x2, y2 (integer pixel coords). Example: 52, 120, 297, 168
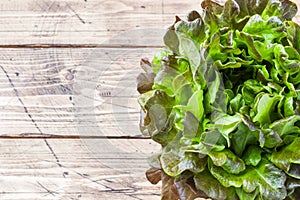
210, 159, 287, 199
214, 114, 242, 146
208, 149, 246, 174
231, 122, 259, 156
253, 93, 281, 125
270, 138, 300, 178
269, 115, 300, 136
160, 141, 207, 177
242, 145, 263, 166
194, 168, 238, 200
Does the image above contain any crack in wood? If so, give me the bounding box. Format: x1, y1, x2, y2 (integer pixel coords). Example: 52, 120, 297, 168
67, 4, 86, 24
127, 194, 143, 200
37, 181, 58, 196
0, 65, 62, 167
54, 162, 146, 197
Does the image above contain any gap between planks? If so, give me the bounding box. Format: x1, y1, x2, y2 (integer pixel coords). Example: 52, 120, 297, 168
0, 44, 164, 49
0, 134, 151, 139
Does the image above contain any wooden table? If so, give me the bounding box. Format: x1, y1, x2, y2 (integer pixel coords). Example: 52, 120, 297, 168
1, 0, 300, 199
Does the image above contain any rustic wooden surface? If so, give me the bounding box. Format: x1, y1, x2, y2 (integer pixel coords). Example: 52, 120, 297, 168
1, 0, 299, 199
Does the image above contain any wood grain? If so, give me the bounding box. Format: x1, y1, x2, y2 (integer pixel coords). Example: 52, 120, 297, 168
0, 138, 161, 199
0, 48, 156, 136
0, 0, 200, 46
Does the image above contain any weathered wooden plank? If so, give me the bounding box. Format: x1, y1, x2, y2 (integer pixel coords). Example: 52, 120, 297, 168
0, 0, 298, 46
0, 138, 161, 199
0, 48, 156, 136
0, 16, 165, 46
0, 0, 199, 14
0, 0, 200, 46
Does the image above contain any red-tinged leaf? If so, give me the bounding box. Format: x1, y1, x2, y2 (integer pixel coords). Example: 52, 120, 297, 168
161, 172, 180, 200
201, 0, 224, 15
146, 167, 162, 185
140, 58, 152, 73
188, 10, 201, 22
137, 72, 155, 94
175, 172, 209, 200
